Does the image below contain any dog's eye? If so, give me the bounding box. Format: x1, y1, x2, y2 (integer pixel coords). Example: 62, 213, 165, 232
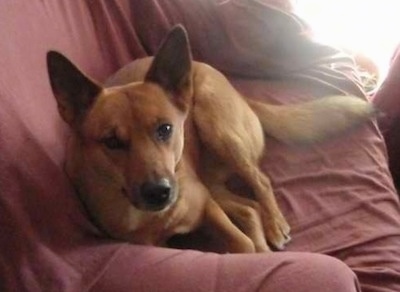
102, 136, 127, 150
156, 123, 173, 141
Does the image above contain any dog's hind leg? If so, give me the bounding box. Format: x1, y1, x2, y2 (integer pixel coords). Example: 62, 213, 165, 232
206, 150, 290, 250
206, 145, 290, 250
193, 98, 290, 250
244, 169, 291, 250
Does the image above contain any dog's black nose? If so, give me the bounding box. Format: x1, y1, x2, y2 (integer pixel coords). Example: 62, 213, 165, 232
139, 179, 172, 211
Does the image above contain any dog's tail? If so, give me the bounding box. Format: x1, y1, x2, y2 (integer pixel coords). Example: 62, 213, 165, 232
248, 95, 376, 144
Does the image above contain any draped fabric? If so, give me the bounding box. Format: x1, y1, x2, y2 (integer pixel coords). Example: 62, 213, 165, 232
0, 1, 399, 291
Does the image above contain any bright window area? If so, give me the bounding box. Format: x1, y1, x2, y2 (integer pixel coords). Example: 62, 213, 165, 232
294, 0, 400, 80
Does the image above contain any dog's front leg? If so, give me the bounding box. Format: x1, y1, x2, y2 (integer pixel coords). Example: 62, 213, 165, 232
211, 190, 271, 253
176, 160, 255, 253
203, 198, 256, 253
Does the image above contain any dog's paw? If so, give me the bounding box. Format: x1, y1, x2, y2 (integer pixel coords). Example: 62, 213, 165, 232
264, 214, 291, 250
255, 242, 272, 253
227, 234, 257, 253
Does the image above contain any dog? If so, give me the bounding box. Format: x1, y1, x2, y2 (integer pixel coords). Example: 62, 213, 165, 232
47, 25, 375, 253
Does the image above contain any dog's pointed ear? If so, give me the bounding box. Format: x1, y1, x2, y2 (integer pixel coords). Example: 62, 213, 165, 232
145, 25, 192, 111
47, 51, 102, 126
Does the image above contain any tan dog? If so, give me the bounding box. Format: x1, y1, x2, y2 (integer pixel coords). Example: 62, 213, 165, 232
47, 26, 375, 253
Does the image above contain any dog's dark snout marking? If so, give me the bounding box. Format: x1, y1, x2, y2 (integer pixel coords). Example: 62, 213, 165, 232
140, 178, 172, 211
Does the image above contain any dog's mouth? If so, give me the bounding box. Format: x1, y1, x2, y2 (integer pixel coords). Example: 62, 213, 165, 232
123, 178, 178, 212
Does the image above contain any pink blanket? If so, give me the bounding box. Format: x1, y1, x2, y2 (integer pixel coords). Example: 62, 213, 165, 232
0, 0, 399, 291
374, 46, 400, 189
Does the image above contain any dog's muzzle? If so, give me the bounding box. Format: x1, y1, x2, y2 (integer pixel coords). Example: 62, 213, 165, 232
128, 178, 176, 212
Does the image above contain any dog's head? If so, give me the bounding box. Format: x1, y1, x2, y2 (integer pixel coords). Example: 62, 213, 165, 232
47, 25, 192, 232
